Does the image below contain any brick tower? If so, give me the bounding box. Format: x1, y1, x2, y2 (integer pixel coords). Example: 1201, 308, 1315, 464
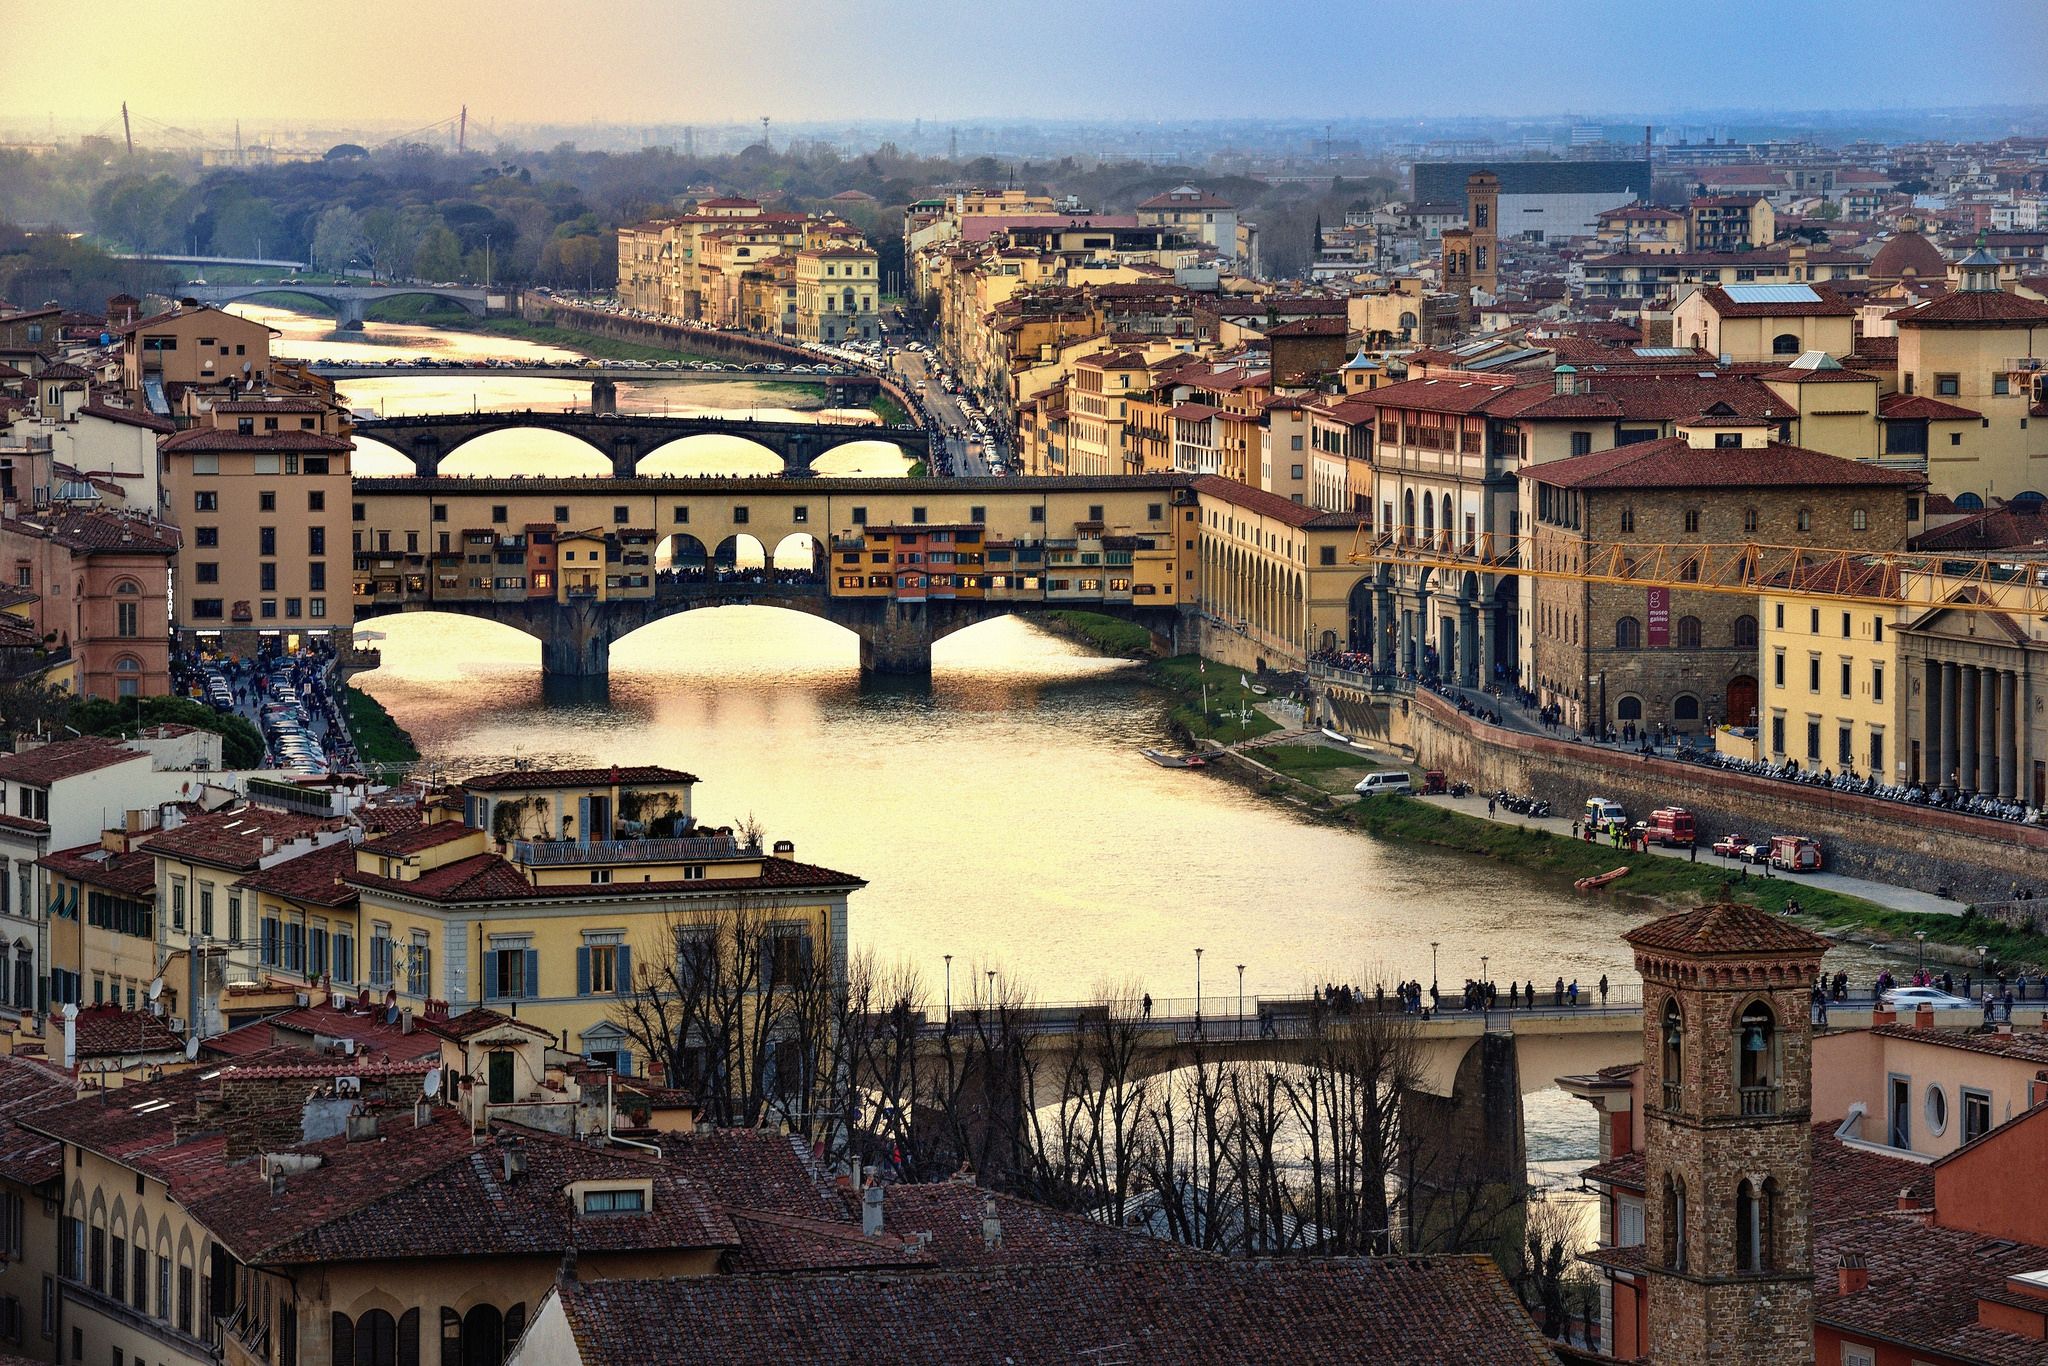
1623, 900, 1828, 1365
1464, 171, 1499, 297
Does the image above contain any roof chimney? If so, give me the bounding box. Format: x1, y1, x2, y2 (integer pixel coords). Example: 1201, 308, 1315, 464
862, 1182, 884, 1237
981, 1195, 1003, 1251
772, 839, 795, 861
1837, 1252, 1869, 1296
1914, 1004, 1936, 1030
62, 1003, 77, 1070
502, 1139, 527, 1183
1896, 1188, 1919, 1213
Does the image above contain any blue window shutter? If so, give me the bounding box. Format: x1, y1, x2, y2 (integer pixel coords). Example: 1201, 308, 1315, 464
616, 945, 632, 994
524, 949, 539, 999
484, 952, 499, 999
618, 1051, 633, 1077
576, 947, 590, 997
576, 797, 591, 845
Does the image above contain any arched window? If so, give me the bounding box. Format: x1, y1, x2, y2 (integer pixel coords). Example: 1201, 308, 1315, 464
1676, 616, 1702, 648
1661, 1000, 1683, 1110
1673, 694, 1701, 722
1954, 492, 1984, 511
1439, 494, 1453, 545
114, 579, 140, 595
1796, 508, 1813, 533
1615, 616, 1642, 649
1617, 695, 1644, 721
461, 1304, 504, 1366
1402, 490, 1416, 539
1663, 1174, 1689, 1271
1739, 1001, 1777, 1113
1421, 496, 1435, 542
1732, 614, 1758, 648
1772, 333, 1802, 355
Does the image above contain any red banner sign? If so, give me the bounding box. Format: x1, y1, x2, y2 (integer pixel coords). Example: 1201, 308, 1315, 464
1646, 587, 1670, 647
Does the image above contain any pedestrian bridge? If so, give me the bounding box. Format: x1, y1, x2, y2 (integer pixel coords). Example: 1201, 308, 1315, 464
353, 410, 929, 479
349, 473, 1202, 680
183, 282, 493, 328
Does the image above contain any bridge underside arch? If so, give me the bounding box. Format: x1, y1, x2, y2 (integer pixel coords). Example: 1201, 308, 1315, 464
769, 532, 820, 572
607, 598, 859, 656
655, 534, 709, 570
348, 435, 418, 478
635, 435, 783, 478
807, 438, 913, 477
436, 428, 612, 478
712, 534, 768, 570
224, 289, 343, 317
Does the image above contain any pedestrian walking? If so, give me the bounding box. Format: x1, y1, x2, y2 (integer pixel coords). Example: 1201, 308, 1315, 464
1598, 974, 1609, 1005
1142, 993, 1152, 1019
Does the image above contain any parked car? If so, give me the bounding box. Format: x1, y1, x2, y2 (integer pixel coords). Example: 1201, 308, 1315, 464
1712, 834, 1749, 859
1353, 770, 1415, 797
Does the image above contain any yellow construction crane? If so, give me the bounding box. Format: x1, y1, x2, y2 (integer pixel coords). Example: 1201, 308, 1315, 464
1347, 528, 2048, 619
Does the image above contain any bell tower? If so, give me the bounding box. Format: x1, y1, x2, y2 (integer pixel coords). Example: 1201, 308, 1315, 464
1465, 171, 1500, 297
1624, 899, 1828, 1366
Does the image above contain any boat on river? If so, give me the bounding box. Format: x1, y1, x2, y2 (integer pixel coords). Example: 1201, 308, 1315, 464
1141, 747, 1208, 769
1575, 867, 1631, 892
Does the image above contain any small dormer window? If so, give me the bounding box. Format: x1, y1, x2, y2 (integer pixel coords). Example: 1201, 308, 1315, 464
581, 1187, 645, 1214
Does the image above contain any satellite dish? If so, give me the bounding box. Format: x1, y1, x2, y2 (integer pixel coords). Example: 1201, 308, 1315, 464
184, 1036, 200, 1061
422, 1066, 441, 1097
148, 977, 164, 1001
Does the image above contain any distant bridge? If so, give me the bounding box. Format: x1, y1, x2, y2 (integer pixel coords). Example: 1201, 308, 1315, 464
113, 252, 312, 271
311, 363, 880, 389
352, 410, 928, 479
184, 282, 494, 328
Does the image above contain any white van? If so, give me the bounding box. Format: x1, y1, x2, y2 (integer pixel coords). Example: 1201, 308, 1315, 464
1353, 770, 1415, 796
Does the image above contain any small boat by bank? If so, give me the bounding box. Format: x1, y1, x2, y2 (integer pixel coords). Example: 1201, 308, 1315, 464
1250, 684, 1269, 696
1320, 726, 1350, 744
1142, 747, 1208, 769
1575, 867, 1631, 892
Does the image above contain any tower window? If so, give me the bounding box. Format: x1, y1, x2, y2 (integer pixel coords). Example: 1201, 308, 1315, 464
1735, 1178, 1775, 1271
1739, 1001, 1778, 1114
1663, 1175, 1688, 1272
1660, 1000, 1683, 1111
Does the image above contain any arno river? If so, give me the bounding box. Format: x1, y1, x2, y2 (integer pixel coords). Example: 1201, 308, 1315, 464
244, 303, 1906, 1165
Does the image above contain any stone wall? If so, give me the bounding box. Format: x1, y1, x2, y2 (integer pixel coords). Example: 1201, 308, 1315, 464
1410, 689, 2048, 902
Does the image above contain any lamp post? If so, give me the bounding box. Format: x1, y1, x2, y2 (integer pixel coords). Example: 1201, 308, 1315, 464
986, 968, 997, 1004
1430, 940, 1440, 995
1237, 963, 1246, 1039
1195, 948, 1204, 1035
1913, 932, 1926, 978
944, 954, 953, 1023
1977, 945, 1989, 993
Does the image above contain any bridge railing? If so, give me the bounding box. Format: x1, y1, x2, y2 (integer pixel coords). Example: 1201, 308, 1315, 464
919, 984, 1657, 1035
510, 835, 751, 865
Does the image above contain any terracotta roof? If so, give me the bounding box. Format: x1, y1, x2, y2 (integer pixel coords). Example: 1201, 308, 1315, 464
200, 1001, 440, 1063
1521, 436, 1925, 492
1696, 285, 1857, 318
418, 1008, 553, 1043
1, 507, 179, 555
78, 401, 174, 432
1136, 186, 1237, 211
159, 427, 350, 453
343, 851, 535, 902
141, 806, 338, 871
346, 851, 863, 905
0, 1054, 71, 1185
1879, 392, 1982, 421
70, 1005, 183, 1058
39, 839, 157, 897
1868, 231, 1948, 280
549, 1255, 1555, 1364
1910, 502, 2048, 552
1622, 901, 1832, 957
841, 1183, 1192, 1271
1192, 475, 1370, 531
1889, 290, 2048, 327
232, 838, 360, 907
362, 821, 477, 855
459, 765, 699, 792
0, 739, 143, 785
209, 397, 327, 413
0, 812, 50, 834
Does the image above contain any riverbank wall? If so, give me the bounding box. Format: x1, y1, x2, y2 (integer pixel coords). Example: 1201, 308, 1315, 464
1409, 689, 2048, 903
515, 294, 921, 419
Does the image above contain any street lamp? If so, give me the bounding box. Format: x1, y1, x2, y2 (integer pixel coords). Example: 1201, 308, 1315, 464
944, 954, 953, 1022
1237, 963, 1246, 1039
1430, 940, 1440, 995
1195, 948, 1204, 1034
1481, 955, 1489, 987
1977, 945, 1989, 991
1913, 932, 1926, 977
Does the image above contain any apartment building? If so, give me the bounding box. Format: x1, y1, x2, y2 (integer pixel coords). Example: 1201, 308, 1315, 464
794, 244, 880, 343
0, 505, 178, 698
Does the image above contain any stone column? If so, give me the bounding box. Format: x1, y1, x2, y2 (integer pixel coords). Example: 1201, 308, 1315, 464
1959, 665, 1980, 792
2001, 669, 2020, 801
1923, 659, 1943, 786
1375, 587, 1395, 672
1980, 667, 2001, 800
1939, 661, 1959, 792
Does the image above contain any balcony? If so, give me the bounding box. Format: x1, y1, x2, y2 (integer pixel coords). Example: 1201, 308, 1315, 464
1739, 1083, 1779, 1117
511, 834, 748, 866
1662, 1081, 1683, 1112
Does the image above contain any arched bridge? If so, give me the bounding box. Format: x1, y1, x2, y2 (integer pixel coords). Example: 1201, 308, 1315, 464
353, 411, 929, 478
354, 576, 1186, 681
184, 283, 491, 328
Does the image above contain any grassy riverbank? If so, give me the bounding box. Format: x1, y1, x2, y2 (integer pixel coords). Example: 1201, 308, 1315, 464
1346, 795, 2048, 969
343, 684, 420, 767
1044, 610, 1155, 656
1152, 655, 1281, 745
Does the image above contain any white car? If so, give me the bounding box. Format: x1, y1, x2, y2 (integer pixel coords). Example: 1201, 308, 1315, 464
1880, 986, 1980, 1014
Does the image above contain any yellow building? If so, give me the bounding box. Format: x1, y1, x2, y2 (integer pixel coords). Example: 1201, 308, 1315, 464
115, 304, 277, 399
0, 1054, 67, 1366
1671, 283, 1858, 363
1757, 569, 1907, 781
795, 244, 880, 344
41, 829, 160, 1014
1193, 474, 1372, 672
1885, 248, 2048, 504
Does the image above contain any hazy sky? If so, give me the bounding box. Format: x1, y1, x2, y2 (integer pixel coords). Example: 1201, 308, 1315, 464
7, 0, 2047, 131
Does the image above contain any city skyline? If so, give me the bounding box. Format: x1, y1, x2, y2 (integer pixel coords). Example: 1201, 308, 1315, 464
9, 0, 2048, 130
